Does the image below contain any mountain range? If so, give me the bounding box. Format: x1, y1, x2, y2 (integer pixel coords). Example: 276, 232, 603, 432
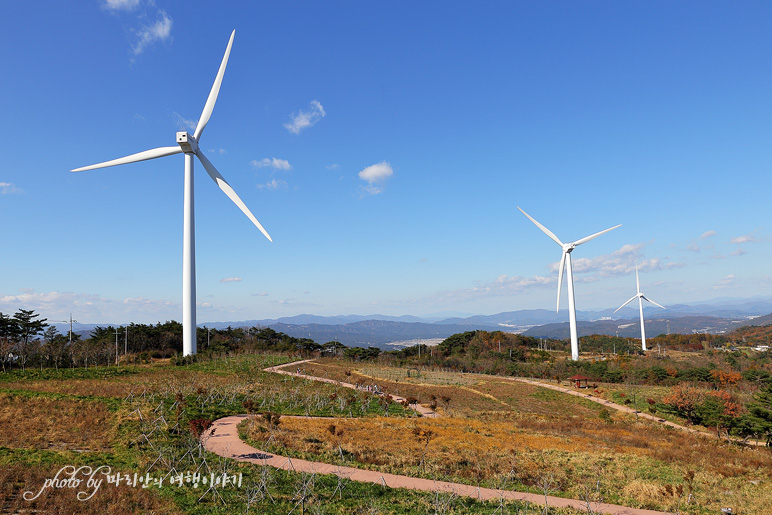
52, 295, 772, 349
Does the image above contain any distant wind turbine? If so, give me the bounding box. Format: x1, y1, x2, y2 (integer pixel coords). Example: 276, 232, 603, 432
517, 207, 620, 361
614, 264, 665, 351
71, 30, 271, 357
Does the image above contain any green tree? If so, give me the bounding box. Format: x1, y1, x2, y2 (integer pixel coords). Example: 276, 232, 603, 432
735, 384, 772, 445
13, 309, 48, 346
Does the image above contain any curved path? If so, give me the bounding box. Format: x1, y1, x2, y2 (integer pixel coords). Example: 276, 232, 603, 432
202, 360, 672, 514
203, 414, 668, 515
272, 359, 760, 446
265, 359, 440, 418
510, 377, 765, 446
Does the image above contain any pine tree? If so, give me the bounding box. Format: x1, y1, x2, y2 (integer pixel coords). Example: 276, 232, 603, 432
735, 384, 772, 445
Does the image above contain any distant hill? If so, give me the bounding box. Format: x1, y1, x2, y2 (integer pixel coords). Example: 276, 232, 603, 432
736, 312, 772, 328
271, 320, 489, 347
520, 315, 742, 339
48, 296, 772, 349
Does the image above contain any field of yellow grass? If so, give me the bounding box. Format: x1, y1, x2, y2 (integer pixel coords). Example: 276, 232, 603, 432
262, 359, 772, 515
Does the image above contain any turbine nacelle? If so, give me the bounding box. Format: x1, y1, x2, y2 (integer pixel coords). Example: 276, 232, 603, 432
176, 132, 199, 154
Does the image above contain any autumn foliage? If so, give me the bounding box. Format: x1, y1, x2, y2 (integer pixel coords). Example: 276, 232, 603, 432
662, 383, 743, 429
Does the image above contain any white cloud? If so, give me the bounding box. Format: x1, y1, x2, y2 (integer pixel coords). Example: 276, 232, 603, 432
284, 100, 326, 134
326, 164, 340, 170
172, 112, 196, 131
103, 0, 140, 11
429, 274, 554, 304
714, 274, 736, 290
358, 161, 394, 195
0, 182, 22, 195
131, 10, 172, 57
0, 290, 178, 324
700, 230, 716, 240
257, 179, 288, 190
359, 162, 393, 183
252, 292, 269, 297
553, 243, 684, 279
250, 158, 292, 171
731, 248, 746, 257
730, 234, 755, 244
220, 277, 242, 283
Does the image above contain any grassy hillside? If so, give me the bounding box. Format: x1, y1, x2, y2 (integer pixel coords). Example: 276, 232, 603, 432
2, 353, 586, 514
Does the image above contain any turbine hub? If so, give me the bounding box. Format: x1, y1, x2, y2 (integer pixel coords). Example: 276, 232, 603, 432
176, 132, 199, 154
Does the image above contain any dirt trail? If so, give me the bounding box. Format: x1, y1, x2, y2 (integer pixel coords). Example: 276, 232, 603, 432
265, 360, 439, 418
511, 377, 765, 446
271, 360, 761, 445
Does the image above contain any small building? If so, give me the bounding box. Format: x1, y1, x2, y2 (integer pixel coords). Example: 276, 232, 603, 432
568, 374, 591, 388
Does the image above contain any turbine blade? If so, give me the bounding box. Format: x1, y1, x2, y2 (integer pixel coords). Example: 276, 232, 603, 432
71, 146, 182, 172
196, 150, 272, 242
194, 30, 235, 141
635, 264, 641, 294
614, 295, 638, 313
641, 295, 666, 310
517, 207, 564, 246
556, 251, 566, 313
573, 224, 622, 246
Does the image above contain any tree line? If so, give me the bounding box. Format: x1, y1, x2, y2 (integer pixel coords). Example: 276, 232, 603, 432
0, 309, 349, 371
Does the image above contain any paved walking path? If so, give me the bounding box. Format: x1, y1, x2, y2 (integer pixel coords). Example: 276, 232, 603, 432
203, 414, 669, 515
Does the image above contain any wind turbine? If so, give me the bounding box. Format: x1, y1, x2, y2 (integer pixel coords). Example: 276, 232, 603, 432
517, 207, 620, 361
614, 264, 665, 351
71, 30, 271, 357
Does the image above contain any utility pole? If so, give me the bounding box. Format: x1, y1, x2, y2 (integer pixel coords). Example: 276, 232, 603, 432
114, 328, 121, 365
124, 326, 128, 357
58, 313, 79, 345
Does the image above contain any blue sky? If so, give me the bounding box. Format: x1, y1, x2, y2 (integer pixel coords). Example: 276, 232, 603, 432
2, 1, 772, 324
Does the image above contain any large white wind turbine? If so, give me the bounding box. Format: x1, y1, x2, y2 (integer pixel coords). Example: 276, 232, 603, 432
614, 264, 665, 351
71, 30, 271, 357
517, 207, 620, 361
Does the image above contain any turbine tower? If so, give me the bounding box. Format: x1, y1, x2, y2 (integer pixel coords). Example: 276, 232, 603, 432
614, 264, 665, 351
517, 207, 620, 361
71, 31, 271, 357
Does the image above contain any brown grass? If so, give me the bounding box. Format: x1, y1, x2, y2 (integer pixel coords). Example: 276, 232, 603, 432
297, 361, 606, 417
259, 359, 772, 514
0, 393, 115, 451
248, 414, 772, 514
0, 368, 243, 398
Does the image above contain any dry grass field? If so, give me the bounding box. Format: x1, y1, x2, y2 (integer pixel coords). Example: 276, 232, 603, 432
3, 352, 770, 514
0, 392, 116, 451
255, 359, 772, 515
9, 354, 555, 514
